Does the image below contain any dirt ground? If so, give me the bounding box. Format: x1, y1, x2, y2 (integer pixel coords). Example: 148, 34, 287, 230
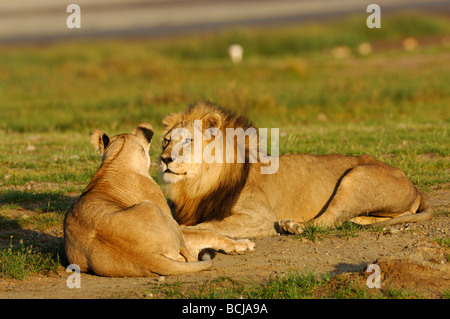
0, 187, 448, 299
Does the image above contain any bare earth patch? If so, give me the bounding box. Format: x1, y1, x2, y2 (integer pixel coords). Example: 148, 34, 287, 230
0, 187, 448, 299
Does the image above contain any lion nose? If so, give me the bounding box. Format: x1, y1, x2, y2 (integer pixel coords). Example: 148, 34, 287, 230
160, 155, 173, 165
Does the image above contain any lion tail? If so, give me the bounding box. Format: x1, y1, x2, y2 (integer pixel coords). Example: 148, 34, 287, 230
366, 190, 434, 229
150, 254, 213, 276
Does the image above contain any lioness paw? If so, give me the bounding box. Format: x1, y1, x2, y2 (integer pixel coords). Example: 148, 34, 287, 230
279, 219, 305, 235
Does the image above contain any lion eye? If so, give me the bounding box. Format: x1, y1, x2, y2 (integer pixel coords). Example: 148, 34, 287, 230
184, 138, 192, 144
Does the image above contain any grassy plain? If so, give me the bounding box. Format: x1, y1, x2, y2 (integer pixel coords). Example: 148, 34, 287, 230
0, 12, 449, 297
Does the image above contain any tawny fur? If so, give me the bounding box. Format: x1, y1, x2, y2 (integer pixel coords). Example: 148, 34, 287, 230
64, 123, 255, 277
160, 101, 434, 238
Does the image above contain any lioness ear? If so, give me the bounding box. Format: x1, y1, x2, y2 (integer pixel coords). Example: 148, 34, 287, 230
91, 130, 110, 155
133, 123, 154, 144
203, 113, 222, 129
162, 113, 181, 129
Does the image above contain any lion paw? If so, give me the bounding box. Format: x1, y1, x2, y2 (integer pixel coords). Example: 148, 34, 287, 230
224, 239, 256, 255
279, 219, 304, 235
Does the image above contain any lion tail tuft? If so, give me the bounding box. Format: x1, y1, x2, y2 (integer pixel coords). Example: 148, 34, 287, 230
198, 248, 216, 261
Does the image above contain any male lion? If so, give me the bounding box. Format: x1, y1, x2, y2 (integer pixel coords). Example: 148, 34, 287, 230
160, 101, 433, 238
64, 123, 254, 277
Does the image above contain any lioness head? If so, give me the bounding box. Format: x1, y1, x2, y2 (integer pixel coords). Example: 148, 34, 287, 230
91, 123, 154, 172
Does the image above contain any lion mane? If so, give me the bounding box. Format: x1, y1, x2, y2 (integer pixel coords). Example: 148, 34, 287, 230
162, 101, 257, 226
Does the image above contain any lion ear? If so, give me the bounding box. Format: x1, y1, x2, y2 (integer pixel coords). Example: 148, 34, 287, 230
133, 123, 154, 144
162, 113, 182, 129
204, 113, 222, 129
91, 130, 110, 155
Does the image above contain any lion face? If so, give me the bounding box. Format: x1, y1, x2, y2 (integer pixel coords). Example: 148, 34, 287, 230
160, 122, 196, 183
160, 102, 268, 187
160, 117, 221, 184
159, 103, 229, 185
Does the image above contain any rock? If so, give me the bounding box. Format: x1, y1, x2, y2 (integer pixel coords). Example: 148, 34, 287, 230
384, 227, 403, 235
157, 276, 165, 283
25, 144, 36, 151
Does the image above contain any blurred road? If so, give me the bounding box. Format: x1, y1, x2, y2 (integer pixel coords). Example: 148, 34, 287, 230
0, 0, 448, 43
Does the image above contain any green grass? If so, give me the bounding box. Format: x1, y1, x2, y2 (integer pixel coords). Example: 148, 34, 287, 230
148, 268, 440, 299
0, 12, 449, 282
296, 221, 373, 243
0, 237, 60, 280
433, 236, 450, 249
0, 13, 448, 190
0, 12, 449, 134
148, 269, 327, 299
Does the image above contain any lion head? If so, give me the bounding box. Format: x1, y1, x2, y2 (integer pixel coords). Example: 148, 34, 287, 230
159, 101, 257, 226
91, 123, 154, 173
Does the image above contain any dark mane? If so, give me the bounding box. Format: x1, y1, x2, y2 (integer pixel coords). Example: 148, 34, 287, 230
173, 162, 250, 225
169, 101, 256, 225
